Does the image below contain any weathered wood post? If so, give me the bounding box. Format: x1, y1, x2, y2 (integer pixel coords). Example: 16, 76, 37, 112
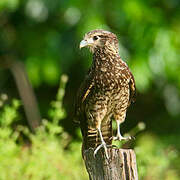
82, 147, 138, 180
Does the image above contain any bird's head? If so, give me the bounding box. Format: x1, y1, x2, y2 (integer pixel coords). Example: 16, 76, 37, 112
80, 29, 119, 54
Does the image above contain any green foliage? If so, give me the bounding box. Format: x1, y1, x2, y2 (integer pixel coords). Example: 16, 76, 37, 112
136, 134, 179, 180
0, 77, 87, 180
0, 0, 19, 11
48, 74, 68, 123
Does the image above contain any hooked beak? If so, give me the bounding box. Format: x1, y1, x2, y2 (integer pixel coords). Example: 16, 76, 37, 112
79, 40, 88, 49
79, 38, 94, 49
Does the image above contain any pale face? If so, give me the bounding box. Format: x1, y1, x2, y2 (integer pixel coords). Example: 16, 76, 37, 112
80, 29, 119, 53
80, 32, 106, 49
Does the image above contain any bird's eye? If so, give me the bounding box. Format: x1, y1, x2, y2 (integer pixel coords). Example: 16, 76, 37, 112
93, 36, 99, 41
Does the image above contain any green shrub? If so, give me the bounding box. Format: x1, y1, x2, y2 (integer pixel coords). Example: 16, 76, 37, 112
0, 75, 87, 180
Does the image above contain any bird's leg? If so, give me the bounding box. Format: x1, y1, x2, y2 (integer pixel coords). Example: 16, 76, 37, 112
113, 121, 131, 141
94, 126, 109, 159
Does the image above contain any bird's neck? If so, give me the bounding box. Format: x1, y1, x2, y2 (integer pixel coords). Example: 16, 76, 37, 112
92, 47, 120, 69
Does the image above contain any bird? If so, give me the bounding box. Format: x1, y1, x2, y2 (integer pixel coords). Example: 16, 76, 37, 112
75, 29, 136, 159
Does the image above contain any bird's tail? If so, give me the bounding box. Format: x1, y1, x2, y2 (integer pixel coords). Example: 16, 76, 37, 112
80, 114, 112, 151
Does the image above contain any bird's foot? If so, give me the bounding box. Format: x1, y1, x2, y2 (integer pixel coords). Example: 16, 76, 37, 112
94, 141, 109, 159
112, 135, 133, 141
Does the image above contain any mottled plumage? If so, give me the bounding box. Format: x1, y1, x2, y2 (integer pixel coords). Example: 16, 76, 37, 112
75, 29, 136, 158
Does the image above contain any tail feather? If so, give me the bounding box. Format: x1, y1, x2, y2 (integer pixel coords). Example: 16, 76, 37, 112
80, 113, 112, 150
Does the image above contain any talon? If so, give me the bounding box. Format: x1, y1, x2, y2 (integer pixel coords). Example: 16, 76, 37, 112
94, 127, 110, 159
94, 141, 109, 159
113, 121, 134, 141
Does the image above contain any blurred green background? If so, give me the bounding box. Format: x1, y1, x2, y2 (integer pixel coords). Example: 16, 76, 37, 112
0, 0, 180, 179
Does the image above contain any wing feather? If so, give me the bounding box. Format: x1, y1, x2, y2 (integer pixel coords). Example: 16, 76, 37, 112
128, 71, 136, 106
74, 71, 94, 123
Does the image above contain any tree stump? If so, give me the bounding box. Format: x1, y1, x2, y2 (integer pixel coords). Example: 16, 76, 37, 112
83, 148, 138, 180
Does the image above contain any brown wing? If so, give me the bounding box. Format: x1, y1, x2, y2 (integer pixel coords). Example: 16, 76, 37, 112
119, 58, 136, 106
74, 71, 94, 123
128, 71, 136, 106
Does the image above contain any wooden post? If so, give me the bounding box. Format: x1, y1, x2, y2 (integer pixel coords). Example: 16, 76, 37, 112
83, 148, 138, 180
